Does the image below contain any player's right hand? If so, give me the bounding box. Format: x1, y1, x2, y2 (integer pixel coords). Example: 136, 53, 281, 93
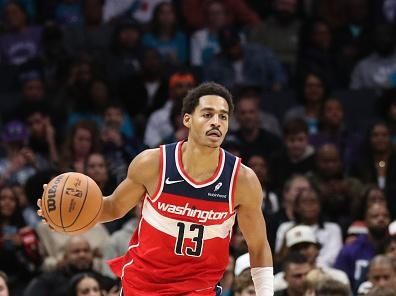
37, 184, 54, 230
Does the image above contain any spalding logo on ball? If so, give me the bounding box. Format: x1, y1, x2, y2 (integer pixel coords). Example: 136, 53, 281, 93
42, 172, 103, 235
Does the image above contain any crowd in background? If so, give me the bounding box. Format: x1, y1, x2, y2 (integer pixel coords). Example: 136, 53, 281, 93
1, 0, 396, 295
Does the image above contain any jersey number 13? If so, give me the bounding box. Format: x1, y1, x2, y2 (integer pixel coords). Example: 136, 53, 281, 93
175, 222, 204, 257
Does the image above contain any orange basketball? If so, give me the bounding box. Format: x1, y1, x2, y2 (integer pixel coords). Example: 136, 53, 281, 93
41, 172, 103, 235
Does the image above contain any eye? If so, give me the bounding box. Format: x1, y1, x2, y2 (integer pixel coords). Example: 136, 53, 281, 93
203, 113, 211, 118
220, 114, 228, 120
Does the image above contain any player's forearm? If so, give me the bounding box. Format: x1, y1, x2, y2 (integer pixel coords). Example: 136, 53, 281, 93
98, 194, 125, 223
249, 239, 273, 268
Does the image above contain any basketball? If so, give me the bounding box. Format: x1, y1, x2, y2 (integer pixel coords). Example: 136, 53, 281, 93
41, 172, 103, 235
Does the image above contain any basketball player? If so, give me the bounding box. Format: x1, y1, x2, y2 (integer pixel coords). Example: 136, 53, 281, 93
38, 82, 273, 295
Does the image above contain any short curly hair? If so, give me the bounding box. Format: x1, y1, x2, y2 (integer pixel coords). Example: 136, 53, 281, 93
181, 82, 234, 116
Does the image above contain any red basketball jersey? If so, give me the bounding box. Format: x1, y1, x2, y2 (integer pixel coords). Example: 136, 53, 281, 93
109, 141, 241, 295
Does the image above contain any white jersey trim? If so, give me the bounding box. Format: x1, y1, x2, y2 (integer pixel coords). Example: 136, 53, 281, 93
142, 198, 235, 240
150, 145, 166, 202
175, 141, 225, 188
228, 157, 240, 214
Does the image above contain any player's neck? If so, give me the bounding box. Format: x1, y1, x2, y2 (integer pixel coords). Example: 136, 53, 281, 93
181, 141, 220, 181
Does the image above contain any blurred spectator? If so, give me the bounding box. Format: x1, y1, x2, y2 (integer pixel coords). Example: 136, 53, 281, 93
190, 0, 227, 67
309, 98, 360, 170
350, 24, 396, 90
371, 0, 396, 25
285, 71, 329, 135
249, 0, 301, 74
119, 47, 169, 134
142, 2, 188, 65
103, 0, 169, 24
24, 105, 59, 165
275, 187, 343, 268
0, 121, 49, 187
181, 0, 260, 31
161, 98, 188, 144
62, 0, 112, 61
229, 90, 282, 137
297, 19, 340, 88
59, 120, 101, 173
230, 224, 248, 259
308, 277, 351, 296
274, 252, 312, 296
366, 255, 395, 289
101, 102, 141, 182
204, 27, 287, 92
366, 286, 396, 296
379, 88, 396, 149
352, 185, 387, 222
247, 154, 279, 215
67, 273, 105, 296
0, 271, 9, 296
24, 236, 117, 296
0, 185, 41, 295
106, 21, 142, 92
54, 0, 83, 26
269, 119, 315, 192
333, 0, 370, 87
0, 2, 42, 65
344, 221, 369, 246
232, 269, 256, 296
274, 225, 349, 291
219, 255, 235, 296
350, 122, 396, 218
230, 95, 282, 162
11, 183, 40, 229
308, 143, 363, 230
335, 203, 390, 290
144, 71, 195, 148
267, 175, 311, 251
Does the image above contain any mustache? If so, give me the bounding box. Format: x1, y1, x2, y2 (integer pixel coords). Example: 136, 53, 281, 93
206, 128, 222, 136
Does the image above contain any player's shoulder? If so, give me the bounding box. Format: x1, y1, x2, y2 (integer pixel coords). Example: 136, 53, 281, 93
234, 164, 262, 207
128, 148, 161, 177
236, 163, 259, 187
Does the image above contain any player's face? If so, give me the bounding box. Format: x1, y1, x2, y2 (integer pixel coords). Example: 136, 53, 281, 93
184, 95, 229, 148
76, 277, 101, 296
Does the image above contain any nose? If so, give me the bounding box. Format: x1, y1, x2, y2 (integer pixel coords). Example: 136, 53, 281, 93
210, 115, 220, 126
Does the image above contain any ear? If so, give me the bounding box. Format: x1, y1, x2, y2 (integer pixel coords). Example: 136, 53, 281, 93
183, 114, 192, 128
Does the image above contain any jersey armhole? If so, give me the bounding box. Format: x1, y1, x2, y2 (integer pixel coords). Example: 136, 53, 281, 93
148, 145, 166, 202
229, 157, 241, 214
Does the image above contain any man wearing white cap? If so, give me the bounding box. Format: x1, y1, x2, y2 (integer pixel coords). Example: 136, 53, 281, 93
273, 225, 349, 291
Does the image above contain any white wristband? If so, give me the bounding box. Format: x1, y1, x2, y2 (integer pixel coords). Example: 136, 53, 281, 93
251, 267, 274, 296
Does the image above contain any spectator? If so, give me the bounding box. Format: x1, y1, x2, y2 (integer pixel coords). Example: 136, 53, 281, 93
144, 71, 195, 148
62, 0, 112, 61
24, 236, 117, 296
379, 88, 396, 150
285, 71, 329, 135
309, 278, 351, 296
352, 185, 387, 221
59, 120, 101, 173
232, 269, 256, 296
333, 0, 370, 86
274, 225, 349, 291
160, 98, 188, 144
275, 187, 343, 268
230, 95, 282, 162
308, 143, 363, 229
142, 2, 188, 66
181, 0, 260, 31
229, 90, 282, 137
274, 253, 312, 296
267, 175, 311, 251
0, 2, 42, 65
247, 154, 279, 214
335, 203, 390, 290
0, 186, 41, 295
249, 0, 301, 74
11, 183, 40, 229
309, 98, 360, 170
350, 122, 396, 218
366, 255, 395, 289
350, 24, 396, 90
0, 120, 48, 187
106, 21, 142, 92
67, 273, 103, 296
54, 0, 83, 26
270, 118, 315, 192
190, 0, 227, 67
366, 286, 396, 296
119, 47, 169, 135
24, 105, 59, 165
204, 27, 287, 92
0, 271, 9, 296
